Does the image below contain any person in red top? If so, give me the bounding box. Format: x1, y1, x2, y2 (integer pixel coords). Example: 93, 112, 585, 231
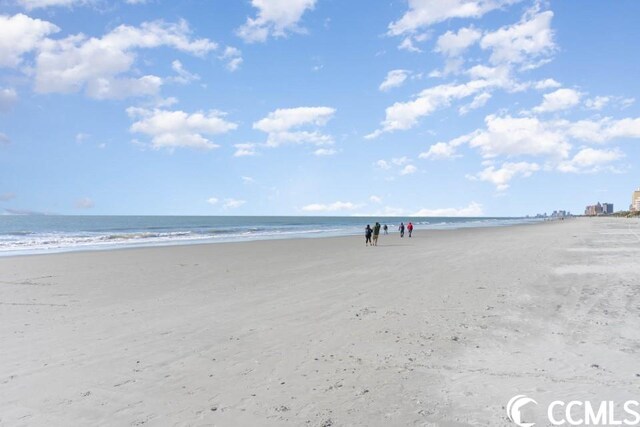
407, 222, 414, 237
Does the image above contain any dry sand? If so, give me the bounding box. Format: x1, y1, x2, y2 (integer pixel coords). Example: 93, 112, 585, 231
1, 217, 639, 426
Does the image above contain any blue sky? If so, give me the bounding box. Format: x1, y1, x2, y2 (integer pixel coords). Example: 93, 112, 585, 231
1, 0, 639, 216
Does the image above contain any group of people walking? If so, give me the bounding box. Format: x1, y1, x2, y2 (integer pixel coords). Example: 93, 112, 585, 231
365, 221, 413, 246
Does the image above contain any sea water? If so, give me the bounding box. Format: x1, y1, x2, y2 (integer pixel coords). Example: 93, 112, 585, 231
0, 215, 540, 256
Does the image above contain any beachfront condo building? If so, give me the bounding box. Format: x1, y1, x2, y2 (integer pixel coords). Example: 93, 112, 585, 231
631, 189, 640, 211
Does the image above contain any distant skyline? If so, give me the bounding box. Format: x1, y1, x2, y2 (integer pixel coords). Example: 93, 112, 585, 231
1, 0, 639, 216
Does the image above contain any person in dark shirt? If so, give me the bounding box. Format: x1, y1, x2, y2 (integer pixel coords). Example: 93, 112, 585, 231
365, 224, 373, 246
383, 224, 388, 235
372, 222, 381, 246
399, 222, 405, 238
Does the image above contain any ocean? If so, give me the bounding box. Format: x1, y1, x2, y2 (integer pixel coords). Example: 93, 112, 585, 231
0, 215, 539, 256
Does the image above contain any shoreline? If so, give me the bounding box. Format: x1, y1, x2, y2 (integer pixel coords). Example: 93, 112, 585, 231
0, 216, 547, 259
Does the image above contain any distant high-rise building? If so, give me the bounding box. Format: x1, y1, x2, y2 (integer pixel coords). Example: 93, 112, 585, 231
632, 188, 640, 211
585, 202, 607, 216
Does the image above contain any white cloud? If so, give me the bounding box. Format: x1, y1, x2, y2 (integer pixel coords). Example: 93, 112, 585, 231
369, 195, 382, 204
223, 198, 246, 209
233, 143, 257, 157
241, 176, 254, 183
468, 161, 539, 190
375, 159, 391, 170
17, 0, 86, 10
75, 197, 94, 209
398, 37, 422, 53
301, 201, 360, 213
127, 107, 237, 150
220, 46, 243, 72
207, 197, 219, 205
313, 148, 336, 156
420, 142, 456, 159
379, 69, 410, 91
75, 132, 90, 143
467, 114, 572, 159
557, 148, 623, 173
532, 88, 582, 113
388, 0, 518, 36
459, 91, 491, 115
585, 96, 610, 111
367, 79, 497, 137
399, 164, 418, 175
435, 26, 481, 57
534, 78, 561, 90
237, 0, 317, 43
419, 132, 472, 160
34, 19, 217, 99
0, 14, 59, 68
170, 60, 199, 84
391, 156, 410, 166
480, 8, 555, 68
253, 106, 335, 147
412, 201, 483, 217
0, 87, 18, 112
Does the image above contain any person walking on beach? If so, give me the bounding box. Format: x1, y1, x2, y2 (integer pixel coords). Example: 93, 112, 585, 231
407, 222, 414, 238
365, 224, 373, 246
373, 222, 381, 246
383, 224, 388, 235
399, 222, 405, 238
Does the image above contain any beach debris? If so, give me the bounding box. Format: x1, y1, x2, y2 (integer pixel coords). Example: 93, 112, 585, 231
320, 419, 333, 427
275, 405, 290, 412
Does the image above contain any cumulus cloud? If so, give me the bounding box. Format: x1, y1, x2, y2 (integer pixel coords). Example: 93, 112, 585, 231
17, 0, 86, 9
585, 96, 610, 111
34, 19, 217, 99
207, 197, 219, 205
388, 0, 517, 36
375, 160, 391, 170
532, 88, 582, 113
223, 198, 246, 209
0, 87, 18, 112
75, 197, 94, 209
468, 161, 540, 190
301, 201, 360, 213
379, 69, 410, 91
0, 13, 59, 68
399, 164, 418, 175
220, 46, 243, 71
233, 143, 257, 157
412, 201, 483, 217
237, 0, 317, 43
170, 60, 200, 84
480, 8, 556, 68
253, 106, 335, 147
557, 148, 624, 173
313, 148, 336, 156
458, 91, 491, 115
127, 107, 238, 150
467, 114, 572, 159
435, 26, 482, 57
367, 79, 498, 137
534, 78, 561, 90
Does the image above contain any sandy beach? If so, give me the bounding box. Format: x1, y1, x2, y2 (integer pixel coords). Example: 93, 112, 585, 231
1, 217, 639, 426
